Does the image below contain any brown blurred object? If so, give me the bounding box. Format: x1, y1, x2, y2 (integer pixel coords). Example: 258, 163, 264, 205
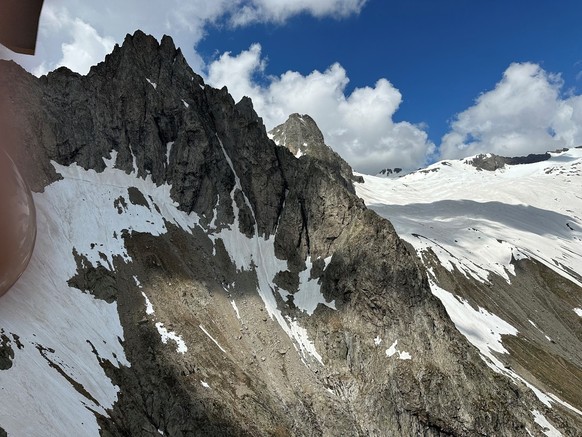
0, 0, 44, 55
0, 148, 36, 297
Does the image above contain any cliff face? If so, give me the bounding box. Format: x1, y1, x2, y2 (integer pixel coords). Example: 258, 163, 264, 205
0, 31, 577, 436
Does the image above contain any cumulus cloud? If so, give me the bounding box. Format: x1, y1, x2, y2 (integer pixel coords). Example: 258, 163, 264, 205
440, 62, 582, 160
32, 8, 116, 76
1, 0, 367, 76
207, 44, 435, 173
230, 0, 368, 26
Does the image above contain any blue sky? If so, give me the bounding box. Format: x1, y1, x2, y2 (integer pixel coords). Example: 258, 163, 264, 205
3, 0, 582, 173
198, 0, 582, 144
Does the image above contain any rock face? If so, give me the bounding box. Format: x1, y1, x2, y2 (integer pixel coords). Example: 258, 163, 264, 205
377, 167, 403, 177
0, 31, 579, 436
467, 152, 551, 171
270, 113, 363, 187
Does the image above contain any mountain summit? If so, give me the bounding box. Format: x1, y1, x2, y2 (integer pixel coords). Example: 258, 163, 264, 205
0, 31, 580, 436
270, 113, 364, 186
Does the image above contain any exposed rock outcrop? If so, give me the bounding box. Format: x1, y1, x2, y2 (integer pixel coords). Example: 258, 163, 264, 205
467, 152, 551, 171
270, 113, 364, 187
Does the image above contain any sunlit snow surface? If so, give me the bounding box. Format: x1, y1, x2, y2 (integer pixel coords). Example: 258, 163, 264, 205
356, 148, 582, 420
357, 148, 582, 287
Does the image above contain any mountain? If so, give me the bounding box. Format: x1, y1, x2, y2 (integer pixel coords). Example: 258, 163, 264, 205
357, 149, 582, 434
269, 113, 363, 186
0, 31, 580, 436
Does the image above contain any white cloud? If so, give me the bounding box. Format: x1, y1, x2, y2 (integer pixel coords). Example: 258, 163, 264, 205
56, 18, 115, 76
230, 0, 368, 26
441, 62, 582, 160
1, 0, 367, 76
1, 0, 430, 174
206, 44, 435, 174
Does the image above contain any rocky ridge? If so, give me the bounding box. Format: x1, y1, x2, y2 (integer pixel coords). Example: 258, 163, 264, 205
0, 31, 578, 436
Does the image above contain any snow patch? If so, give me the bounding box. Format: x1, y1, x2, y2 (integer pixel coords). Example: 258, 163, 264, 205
201, 381, 210, 389
385, 340, 411, 360
532, 410, 562, 437
287, 317, 323, 364
155, 323, 187, 354
374, 336, 382, 346
182, 99, 189, 108
574, 308, 582, 317
286, 256, 336, 316
428, 279, 518, 362
142, 292, 155, 316
386, 340, 398, 357
49, 157, 199, 269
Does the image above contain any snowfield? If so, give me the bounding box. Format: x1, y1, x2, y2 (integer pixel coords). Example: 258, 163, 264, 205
357, 148, 582, 288
356, 148, 582, 425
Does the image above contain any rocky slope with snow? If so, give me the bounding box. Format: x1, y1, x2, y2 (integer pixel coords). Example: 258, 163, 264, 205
357, 148, 582, 436
0, 31, 580, 436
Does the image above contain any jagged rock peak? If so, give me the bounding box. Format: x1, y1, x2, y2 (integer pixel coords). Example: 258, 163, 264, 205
269, 113, 363, 186
270, 113, 325, 158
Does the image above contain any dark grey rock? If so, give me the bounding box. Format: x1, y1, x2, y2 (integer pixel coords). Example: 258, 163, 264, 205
0, 331, 14, 370
270, 113, 364, 188
468, 152, 552, 171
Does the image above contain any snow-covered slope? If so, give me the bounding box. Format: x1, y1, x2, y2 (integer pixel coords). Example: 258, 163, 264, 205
358, 148, 582, 287
357, 147, 582, 425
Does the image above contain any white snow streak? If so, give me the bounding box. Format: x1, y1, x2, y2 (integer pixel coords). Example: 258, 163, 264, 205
142, 292, 155, 316
429, 279, 518, 362
199, 324, 227, 354
166, 141, 174, 165
146, 78, 157, 89
231, 300, 241, 320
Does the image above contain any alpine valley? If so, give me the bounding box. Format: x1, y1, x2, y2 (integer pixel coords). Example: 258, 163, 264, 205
0, 31, 581, 436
